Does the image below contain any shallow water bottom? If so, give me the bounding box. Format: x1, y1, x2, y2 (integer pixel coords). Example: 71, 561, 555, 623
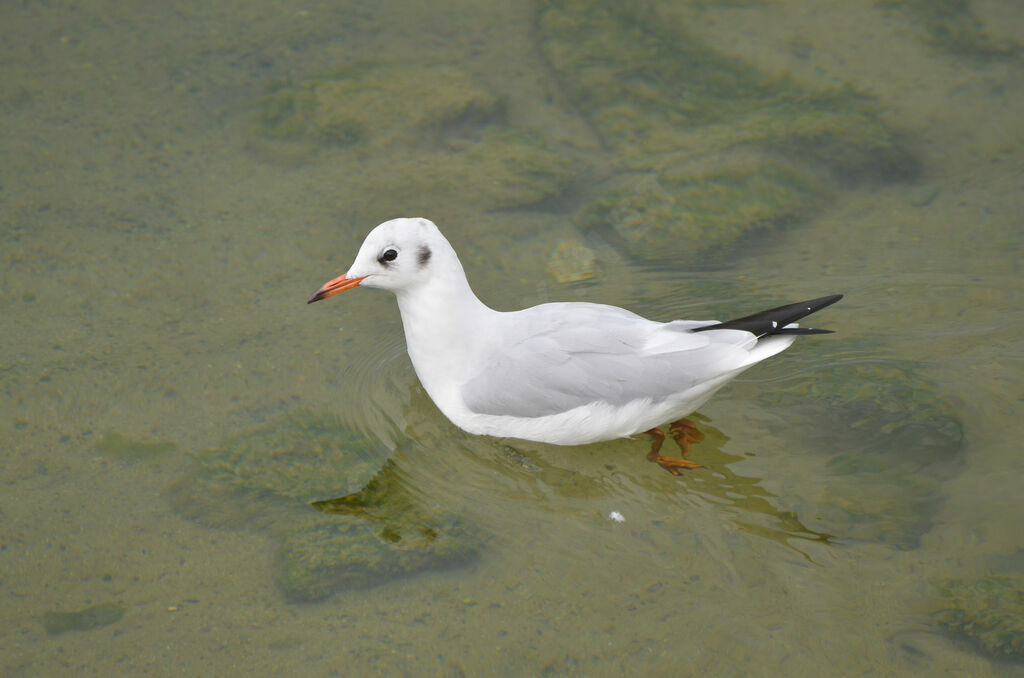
1, 0, 1023, 675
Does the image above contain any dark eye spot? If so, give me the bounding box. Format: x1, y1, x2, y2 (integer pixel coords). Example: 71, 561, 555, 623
378, 248, 398, 264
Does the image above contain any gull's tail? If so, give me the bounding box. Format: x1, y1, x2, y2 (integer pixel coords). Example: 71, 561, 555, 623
692, 294, 843, 337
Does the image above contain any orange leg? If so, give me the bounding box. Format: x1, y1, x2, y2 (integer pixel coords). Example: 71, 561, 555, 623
668, 418, 705, 458
645, 426, 702, 475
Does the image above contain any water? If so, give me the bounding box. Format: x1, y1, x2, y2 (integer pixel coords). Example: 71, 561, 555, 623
2, 1, 1022, 675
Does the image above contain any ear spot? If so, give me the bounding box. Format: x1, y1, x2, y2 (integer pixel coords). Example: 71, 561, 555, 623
417, 246, 431, 268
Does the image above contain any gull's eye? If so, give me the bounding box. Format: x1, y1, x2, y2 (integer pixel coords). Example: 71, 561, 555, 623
379, 248, 398, 264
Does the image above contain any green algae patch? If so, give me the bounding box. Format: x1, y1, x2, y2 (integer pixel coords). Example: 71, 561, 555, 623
249, 62, 573, 211
42, 603, 125, 635
537, 1, 898, 166
256, 63, 501, 148
546, 234, 598, 284
369, 126, 574, 212
193, 411, 382, 502
877, 0, 1021, 61
460, 127, 575, 208
936, 576, 1024, 661
171, 411, 476, 602
280, 460, 471, 601
537, 0, 912, 262
768, 354, 963, 549
94, 431, 175, 460
580, 158, 821, 259
789, 359, 964, 465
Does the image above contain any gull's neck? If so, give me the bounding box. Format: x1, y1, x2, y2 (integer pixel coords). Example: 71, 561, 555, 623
394, 259, 497, 401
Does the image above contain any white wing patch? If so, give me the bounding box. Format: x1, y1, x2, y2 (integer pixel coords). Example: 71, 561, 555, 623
461, 303, 758, 418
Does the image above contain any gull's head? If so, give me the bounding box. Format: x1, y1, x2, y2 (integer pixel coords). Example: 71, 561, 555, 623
307, 217, 454, 303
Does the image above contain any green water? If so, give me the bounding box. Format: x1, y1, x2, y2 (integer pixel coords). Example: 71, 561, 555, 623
1, 1, 1022, 675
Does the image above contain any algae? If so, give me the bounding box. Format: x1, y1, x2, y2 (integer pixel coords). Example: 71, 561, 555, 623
546, 236, 597, 283
580, 159, 821, 259
280, 460, 471, 601
194, 411, 382, 502
256, 63, 501, 147
93, 431, 175, 460
397, 126, 573, 211
536, 0, 911, 262
936, 576, 1024, 661
768, 354, 963, 548
794, 359, 963, 470
248, 4, 916, 261
42, 603, 125, 635
877, 0, 1021, 61
171, 411, 475, 602
250, 63, 574, 211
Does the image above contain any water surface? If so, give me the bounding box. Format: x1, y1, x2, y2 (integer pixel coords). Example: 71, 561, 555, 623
1, 1, 1022, 675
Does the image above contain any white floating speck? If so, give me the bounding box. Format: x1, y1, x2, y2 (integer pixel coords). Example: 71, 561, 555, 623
608, 511, 625, 523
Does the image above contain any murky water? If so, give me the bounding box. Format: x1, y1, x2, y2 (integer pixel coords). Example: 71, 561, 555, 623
2, 1, 1022, 675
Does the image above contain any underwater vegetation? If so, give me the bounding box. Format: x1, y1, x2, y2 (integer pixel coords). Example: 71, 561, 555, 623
94, 431, 176, 460
578, 159, 821, 260
246, 1, 920, 268
257, 63, 500, 148
767, 352, 962, 549
42, 603, 125, 635
171, 411, 476, 602
252, 63, 573, 212
936, 576, 1024, 661
876, 0, 1021, 61
536, 0, 913, 262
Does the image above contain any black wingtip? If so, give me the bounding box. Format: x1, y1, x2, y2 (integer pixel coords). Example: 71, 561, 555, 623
770, 327, 835, 335
692, 294, 843, 337
809, 294, 844, 308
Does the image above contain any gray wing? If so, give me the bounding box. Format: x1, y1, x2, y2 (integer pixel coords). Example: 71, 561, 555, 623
461, 302, 755, 418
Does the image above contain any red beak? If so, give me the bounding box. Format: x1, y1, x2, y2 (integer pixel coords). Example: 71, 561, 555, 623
307, 273, 367, 303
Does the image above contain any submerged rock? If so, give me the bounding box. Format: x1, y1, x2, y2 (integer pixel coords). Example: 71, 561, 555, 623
537, 1, 901, 172
876, 0, 1021, 61
190, 411, 383, 502
578, 158, 821, 260
768, 353, 963, 549
256, 63, 501, 149
94, 431, 176, 461
249, 63, 573, 212
171, 411, 476, 602
546, 235, 598, 283
42, 603, 125, 635
280, 460, 473, 601
935, 576, 1024, 661
536, 0, 912, 261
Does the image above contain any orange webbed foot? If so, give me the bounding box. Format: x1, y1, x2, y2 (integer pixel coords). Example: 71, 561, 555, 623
668, 418, 705, 458
645, 427, 703, 475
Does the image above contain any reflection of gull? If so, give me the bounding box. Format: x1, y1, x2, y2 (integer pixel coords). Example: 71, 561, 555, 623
309, 218, 841, 474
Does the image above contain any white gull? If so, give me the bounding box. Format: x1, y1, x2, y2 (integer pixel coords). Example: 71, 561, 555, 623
308, 217, 841, 474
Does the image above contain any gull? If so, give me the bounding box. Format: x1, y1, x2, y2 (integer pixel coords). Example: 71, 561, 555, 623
308, 217, 841, 474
